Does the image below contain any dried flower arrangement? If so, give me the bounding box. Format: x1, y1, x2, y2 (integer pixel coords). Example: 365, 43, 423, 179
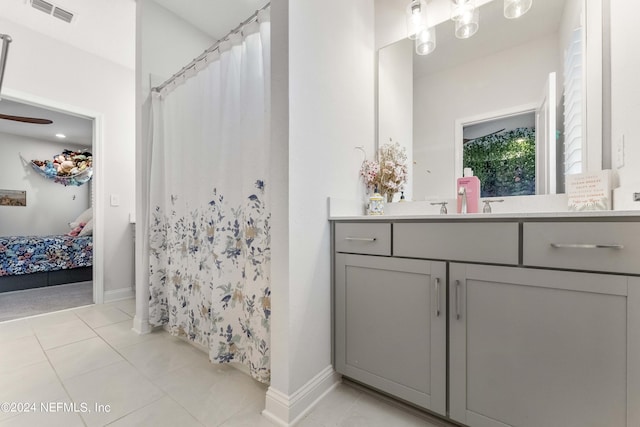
360, 140, 408, 202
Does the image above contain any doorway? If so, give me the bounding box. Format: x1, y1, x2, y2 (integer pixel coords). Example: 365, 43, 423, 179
0, 92, 104, 321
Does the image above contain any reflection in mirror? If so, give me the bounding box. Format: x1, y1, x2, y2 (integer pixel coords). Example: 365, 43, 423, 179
462, 111, 536, 197
377, 0, 603, 201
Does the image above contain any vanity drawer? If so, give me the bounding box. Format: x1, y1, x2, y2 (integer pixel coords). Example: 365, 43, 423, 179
523, 222, 640, 274
394, 223, 519, 265
335, 223, 391, 256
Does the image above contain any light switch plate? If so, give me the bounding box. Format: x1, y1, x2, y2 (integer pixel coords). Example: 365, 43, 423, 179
110, 194, 120, 207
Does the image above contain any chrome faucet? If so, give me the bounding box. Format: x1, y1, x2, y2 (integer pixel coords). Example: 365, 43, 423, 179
458, 187, 467, 214
482, 199, 504, 213
430, 201, 448, 215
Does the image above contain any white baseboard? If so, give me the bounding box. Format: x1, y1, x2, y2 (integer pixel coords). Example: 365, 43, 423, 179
103, 287, 135, 303
262, 365, 341, 426
132, 315, 152, 335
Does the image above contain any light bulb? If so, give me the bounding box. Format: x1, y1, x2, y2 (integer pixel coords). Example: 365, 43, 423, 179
406, 0, 428, 40
451, 0, 474, 21
416, 27, 436, 55
455, 6, 479, 39
504, 0, 532, 19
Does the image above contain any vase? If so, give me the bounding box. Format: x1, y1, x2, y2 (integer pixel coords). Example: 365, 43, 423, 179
384, 192, 395, 203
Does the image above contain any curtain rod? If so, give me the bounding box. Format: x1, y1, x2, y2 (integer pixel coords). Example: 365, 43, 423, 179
0, 34, 13, 100
152, 2, 270, 94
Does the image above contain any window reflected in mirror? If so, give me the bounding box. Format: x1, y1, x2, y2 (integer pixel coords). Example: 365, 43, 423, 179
463, 112, 536, 197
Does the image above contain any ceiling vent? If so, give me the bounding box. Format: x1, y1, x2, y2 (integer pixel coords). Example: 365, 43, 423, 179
52, 7, 74, 23
30, 0, 75, 23
30, 0, 53, 14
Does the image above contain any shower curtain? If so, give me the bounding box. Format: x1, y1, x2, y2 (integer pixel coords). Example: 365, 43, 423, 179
148, 9, 271, 383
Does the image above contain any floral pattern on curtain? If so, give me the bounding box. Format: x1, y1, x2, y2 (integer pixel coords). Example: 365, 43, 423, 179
148, 9, 271, 383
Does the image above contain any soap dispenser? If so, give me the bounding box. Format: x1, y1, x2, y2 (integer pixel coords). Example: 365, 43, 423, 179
457, 168, 481, 213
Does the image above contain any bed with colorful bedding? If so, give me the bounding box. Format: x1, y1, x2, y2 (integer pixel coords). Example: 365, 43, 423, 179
0, 234, 93, 292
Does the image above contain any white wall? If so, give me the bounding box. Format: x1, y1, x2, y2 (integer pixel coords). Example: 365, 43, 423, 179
0, 132, 90, 236
0, 18, 135, 294
610, 0, 640, 209
288, 0, 375, 389
413, 34, 559, 200
138, 0, 214, 98
267, 0, 376, 422
378, 38, 413, 200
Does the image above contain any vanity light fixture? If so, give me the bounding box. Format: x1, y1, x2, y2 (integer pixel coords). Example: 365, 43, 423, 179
504, 0, 532, 19
416, 26, 437, 55
406, 0, 428, 40
455, 6, 479, 39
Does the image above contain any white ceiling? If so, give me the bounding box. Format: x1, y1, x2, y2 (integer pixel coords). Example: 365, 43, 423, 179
151, 0, 270, 40
0, 98, 92, 147
414, 0, 566, 77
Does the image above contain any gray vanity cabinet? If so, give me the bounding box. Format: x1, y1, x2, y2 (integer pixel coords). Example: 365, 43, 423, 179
449, 262, 640, 427
333, 218, 640, 427
334, 253, 447, 416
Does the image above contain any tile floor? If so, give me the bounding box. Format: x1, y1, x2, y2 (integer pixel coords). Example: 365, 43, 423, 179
0, 300, 451, 427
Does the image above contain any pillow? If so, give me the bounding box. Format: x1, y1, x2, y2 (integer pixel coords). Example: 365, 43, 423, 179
70, 207, 93, 229
78, 219, 93, 236
67, 222, 86, 237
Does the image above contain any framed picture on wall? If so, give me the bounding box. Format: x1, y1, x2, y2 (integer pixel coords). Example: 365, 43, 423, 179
0, 190, 26, 206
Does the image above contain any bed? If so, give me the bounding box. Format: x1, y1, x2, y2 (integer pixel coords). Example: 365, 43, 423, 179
0, 234, 93, 293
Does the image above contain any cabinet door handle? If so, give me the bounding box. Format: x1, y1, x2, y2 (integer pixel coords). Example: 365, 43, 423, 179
455, 280, 461, 320
344, 237, 376, 242
550, 243, 624, 249
435, 278, 441, 317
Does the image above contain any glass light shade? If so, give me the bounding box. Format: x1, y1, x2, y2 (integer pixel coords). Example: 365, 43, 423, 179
504, 0, 532, 19
416, 27, 436, 55
455, 6, 479, 39
406, 0, 428, 40
451, 0, 474, 21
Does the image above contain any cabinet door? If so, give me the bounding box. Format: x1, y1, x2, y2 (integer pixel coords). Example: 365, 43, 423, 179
335, 254, 446, 415
450, 263, 640, 427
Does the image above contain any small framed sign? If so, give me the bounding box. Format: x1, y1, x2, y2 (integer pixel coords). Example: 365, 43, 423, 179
566, 170, 612, 211
0, 190, 26, 207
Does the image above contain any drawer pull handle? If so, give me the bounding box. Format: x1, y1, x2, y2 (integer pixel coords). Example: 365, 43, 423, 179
344, 237, 377, 242
435, 278, 441, 317
550, 243, 624, 250
455, 280, 461, 320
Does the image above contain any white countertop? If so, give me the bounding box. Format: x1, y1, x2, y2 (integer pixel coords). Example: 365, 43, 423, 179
330, 210, 640, 221
328, 197, 640, 220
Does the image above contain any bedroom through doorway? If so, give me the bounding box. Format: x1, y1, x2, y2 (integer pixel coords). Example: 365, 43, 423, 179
0, 97, 99, 322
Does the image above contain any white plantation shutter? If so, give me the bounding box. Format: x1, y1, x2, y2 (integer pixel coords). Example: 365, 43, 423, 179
564, 27, 584, 175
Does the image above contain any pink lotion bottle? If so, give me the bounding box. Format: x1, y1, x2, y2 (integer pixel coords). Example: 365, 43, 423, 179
457, 168, 481, 213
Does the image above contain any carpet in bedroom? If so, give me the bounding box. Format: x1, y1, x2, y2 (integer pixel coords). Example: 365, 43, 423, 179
0, 281, 93, 322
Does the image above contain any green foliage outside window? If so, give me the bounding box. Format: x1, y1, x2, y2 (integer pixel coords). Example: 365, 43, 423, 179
463, 127, 536, 197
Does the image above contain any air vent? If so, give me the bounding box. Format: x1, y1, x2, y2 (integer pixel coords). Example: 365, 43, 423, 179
52, 7, 74, 23
29, 0, 75, 23
30, 0, 54, 14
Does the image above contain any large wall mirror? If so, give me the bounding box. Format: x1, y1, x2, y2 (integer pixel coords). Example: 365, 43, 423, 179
377, 0, 607, 201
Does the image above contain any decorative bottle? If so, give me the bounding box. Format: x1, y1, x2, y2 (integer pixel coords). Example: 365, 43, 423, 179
368, 186, 384, 215
456, 168, 481, 213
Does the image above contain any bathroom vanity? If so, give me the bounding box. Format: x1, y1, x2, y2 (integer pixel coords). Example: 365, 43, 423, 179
331, 213, 640, 427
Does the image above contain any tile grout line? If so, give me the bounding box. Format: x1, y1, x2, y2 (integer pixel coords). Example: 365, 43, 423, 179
39, 302, 171, 427
31, 325, 89, 427
88, 318, 209, 427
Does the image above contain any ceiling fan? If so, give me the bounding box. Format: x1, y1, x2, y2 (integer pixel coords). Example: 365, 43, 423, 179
0, 33, 53, 125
